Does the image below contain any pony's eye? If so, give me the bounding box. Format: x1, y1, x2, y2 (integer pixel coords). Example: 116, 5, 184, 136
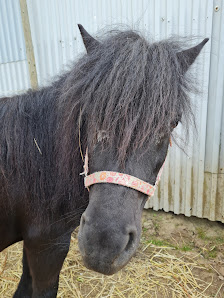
171, 120, 179, 128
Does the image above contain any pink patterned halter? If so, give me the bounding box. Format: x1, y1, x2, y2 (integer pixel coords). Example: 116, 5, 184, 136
81, 145, 169, 199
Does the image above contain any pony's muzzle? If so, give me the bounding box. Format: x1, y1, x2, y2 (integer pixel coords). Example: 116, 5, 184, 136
78, 212, 138, 275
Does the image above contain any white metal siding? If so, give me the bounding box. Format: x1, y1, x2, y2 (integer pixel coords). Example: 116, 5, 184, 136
0, 0, 223, 222
0, 0, 30, 96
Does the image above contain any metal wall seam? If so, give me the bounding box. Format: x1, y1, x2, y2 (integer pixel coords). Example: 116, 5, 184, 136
204, 0, 224, 222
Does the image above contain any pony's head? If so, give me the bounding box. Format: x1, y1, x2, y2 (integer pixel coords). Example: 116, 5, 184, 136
71, 25, 208, 274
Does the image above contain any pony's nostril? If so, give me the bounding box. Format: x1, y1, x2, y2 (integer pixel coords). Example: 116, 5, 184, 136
125, 231, 136, 252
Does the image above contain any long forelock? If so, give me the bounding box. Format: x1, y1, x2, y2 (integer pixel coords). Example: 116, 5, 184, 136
60, 30, 196, 162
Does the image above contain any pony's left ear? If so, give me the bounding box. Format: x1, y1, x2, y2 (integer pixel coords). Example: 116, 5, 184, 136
78, 24, 100, 53
177, 38, 209, 72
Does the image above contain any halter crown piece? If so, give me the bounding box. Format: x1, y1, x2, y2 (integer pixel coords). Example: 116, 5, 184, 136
81, 142, 171, 199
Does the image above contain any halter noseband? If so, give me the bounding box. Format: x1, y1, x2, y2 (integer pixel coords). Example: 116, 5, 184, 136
81, 145, 169, 199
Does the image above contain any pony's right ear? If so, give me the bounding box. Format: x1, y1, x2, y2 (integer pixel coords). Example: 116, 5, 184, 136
78, 24, 100, 53
177, 38, 209, 72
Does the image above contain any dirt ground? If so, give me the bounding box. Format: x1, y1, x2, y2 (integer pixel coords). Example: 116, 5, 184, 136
0, 209, 224, 297
141, 209, 224, 297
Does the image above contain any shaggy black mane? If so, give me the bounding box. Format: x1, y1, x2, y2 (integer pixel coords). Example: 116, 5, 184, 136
59, 30, 195, 162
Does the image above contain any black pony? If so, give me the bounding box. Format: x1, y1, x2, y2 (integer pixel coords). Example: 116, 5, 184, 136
0, 25, 208, 297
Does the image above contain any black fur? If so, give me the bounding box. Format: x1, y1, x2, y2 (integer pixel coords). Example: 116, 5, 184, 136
0, 27, 208, 297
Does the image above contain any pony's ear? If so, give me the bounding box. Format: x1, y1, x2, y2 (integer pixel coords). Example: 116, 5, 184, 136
177, 38, 209, 72
78, 24, 100, 53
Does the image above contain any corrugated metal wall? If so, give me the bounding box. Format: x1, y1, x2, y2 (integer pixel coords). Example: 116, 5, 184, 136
0, 0, 30, 96
0, 0, 223, 222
